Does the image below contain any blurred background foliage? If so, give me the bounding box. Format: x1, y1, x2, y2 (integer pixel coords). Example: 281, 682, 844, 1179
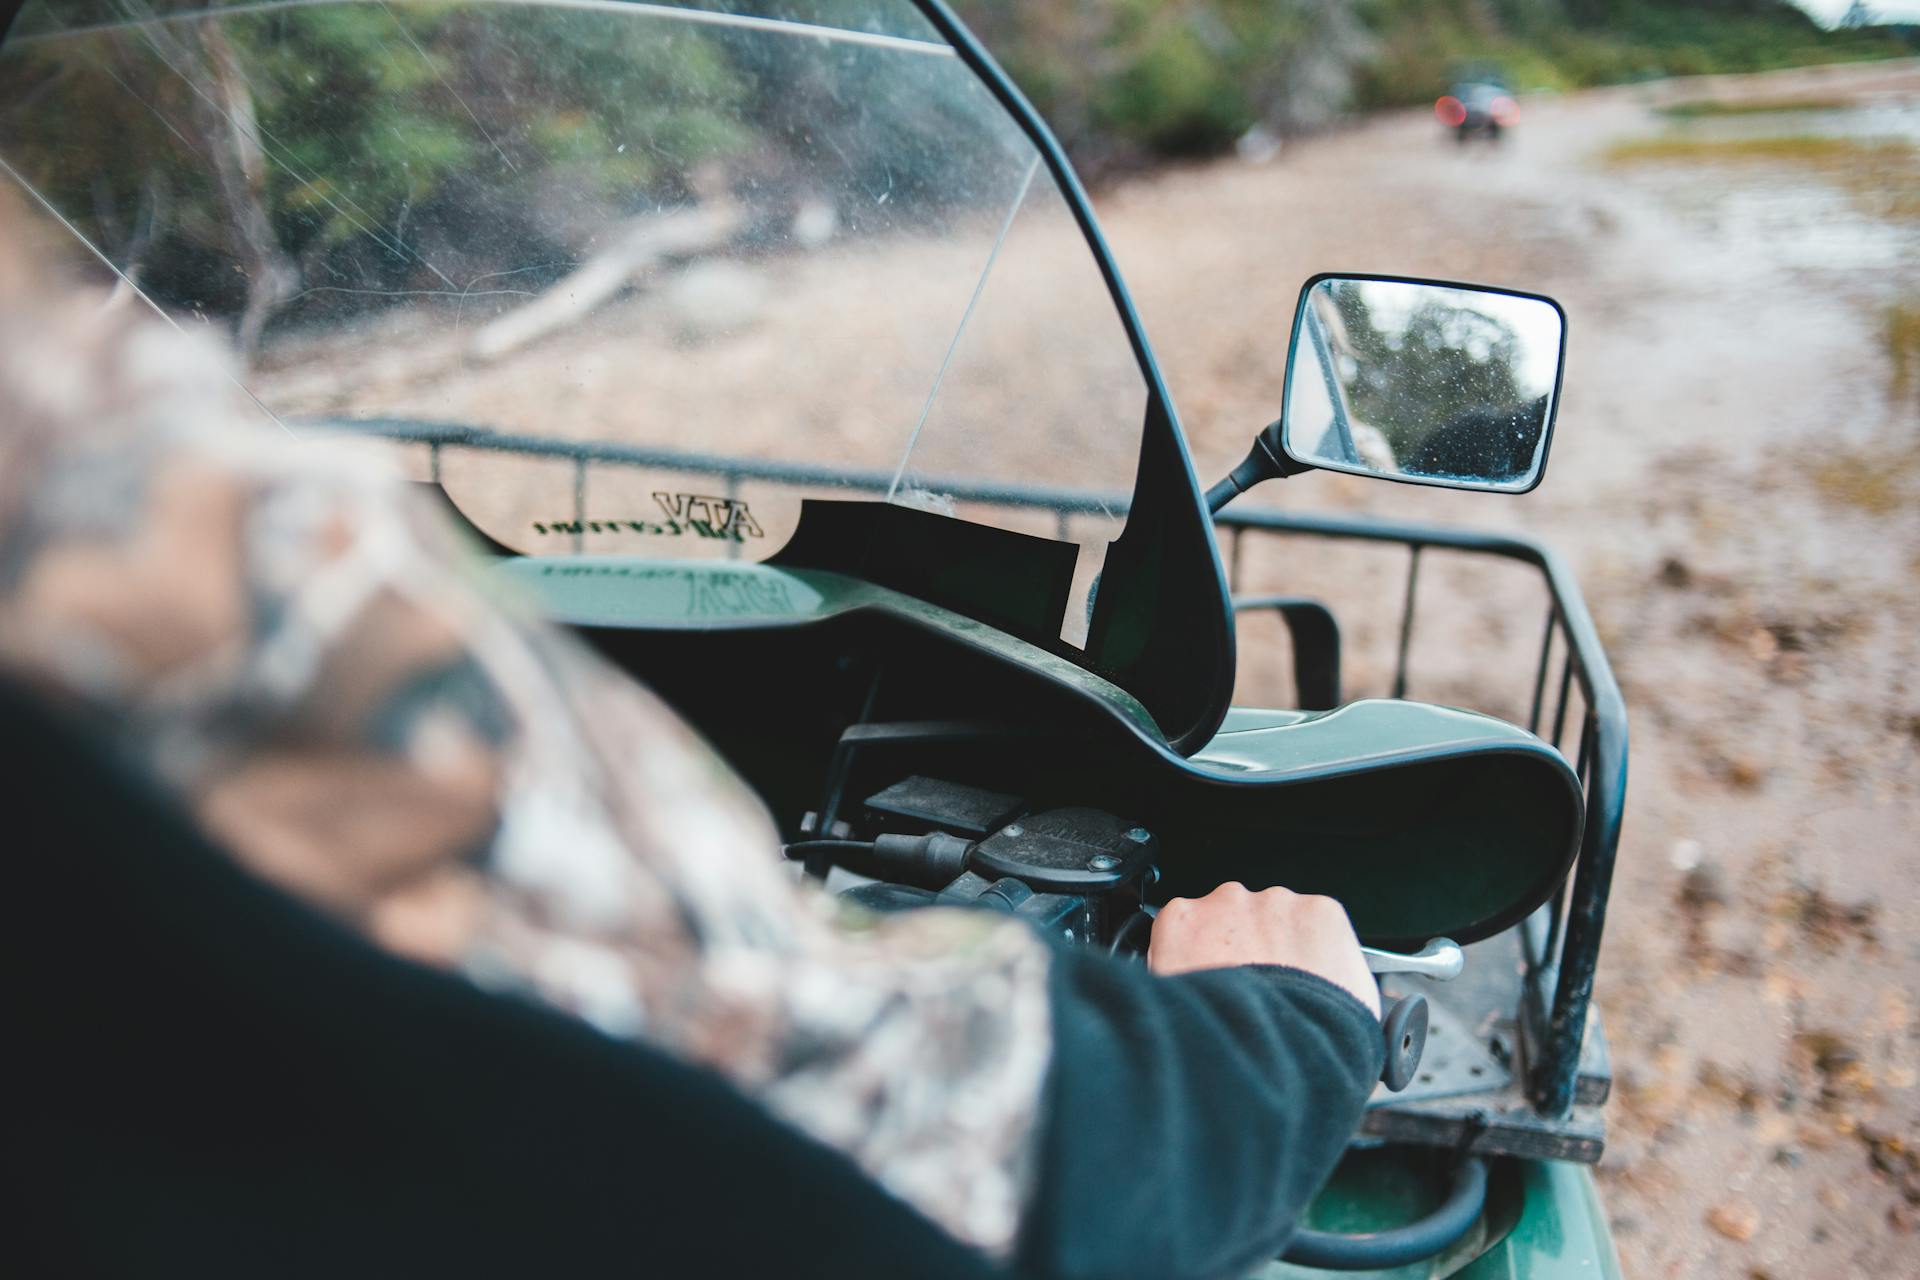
1, 0, 1021, 342
2, 0, 1912, 346
954, 0, 1916, 173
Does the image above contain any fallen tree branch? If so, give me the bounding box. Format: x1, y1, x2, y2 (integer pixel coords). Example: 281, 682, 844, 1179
468, 203, 740, 362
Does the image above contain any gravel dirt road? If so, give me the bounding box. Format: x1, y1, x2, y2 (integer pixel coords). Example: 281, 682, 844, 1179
1097, 59, 1920, 1280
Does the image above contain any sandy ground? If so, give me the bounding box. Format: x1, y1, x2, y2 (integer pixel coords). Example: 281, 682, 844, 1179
1093, 60, 1919, 1280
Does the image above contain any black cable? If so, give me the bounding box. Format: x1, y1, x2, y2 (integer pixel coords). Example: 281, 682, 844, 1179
783, 834, 972, 890
1108, 908, 1155, 960
782, 839, 875, 861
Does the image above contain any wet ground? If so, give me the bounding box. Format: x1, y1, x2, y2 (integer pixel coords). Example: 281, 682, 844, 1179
1096, 59, 1920, 1280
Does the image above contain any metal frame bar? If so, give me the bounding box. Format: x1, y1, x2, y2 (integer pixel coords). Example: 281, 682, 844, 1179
1230, 595, 1341, 711
324, 416, 1626, 1119
1214, 505, 1628, 1116
305, 417, 1129, 515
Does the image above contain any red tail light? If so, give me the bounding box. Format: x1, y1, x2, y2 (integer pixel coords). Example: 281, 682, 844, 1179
1490, 95, 1520, 126
1435, 96, 1467, 127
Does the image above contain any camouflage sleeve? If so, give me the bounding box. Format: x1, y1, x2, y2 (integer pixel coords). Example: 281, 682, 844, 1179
0, 264, 1052, 1255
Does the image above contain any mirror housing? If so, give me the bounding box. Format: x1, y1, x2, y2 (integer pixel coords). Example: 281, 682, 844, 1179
1207, 274, 1566, 512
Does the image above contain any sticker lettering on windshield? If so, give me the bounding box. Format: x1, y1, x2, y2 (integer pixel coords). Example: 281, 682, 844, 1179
532, 491, 765, 542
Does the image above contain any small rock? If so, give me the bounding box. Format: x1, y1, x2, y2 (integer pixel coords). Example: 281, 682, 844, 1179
790, 196, 838, 248
1604, 1132, 1646, 1172
1671, 838, 1705, 872
661, 261, 768, 341
1707, 1199, 1761, 1241
1678, 864, 1726, 913
1236, 125, 1282, 164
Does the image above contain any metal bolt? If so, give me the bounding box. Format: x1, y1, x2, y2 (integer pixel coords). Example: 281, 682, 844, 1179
1124, 826, 1151, 843
1087, 853, 1121, 872
1003, 824, 1024, 837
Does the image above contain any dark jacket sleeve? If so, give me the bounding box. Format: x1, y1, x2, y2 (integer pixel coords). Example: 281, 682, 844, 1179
1015, 951, 1385, 1280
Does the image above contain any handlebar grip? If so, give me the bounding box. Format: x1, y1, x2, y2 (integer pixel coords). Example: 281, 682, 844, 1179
1116, 909, 1429, 1091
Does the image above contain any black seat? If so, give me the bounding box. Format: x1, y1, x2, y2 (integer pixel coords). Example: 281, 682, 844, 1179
0, 680, 1003, 1279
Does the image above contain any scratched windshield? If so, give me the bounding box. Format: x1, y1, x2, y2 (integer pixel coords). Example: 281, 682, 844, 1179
0, 0, 1145, 641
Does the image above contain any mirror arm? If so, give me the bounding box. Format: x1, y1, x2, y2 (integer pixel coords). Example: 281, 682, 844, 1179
1205, 423, 1311, 515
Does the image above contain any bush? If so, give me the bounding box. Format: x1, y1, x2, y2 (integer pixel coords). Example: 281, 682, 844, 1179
953, 0, 1913, 170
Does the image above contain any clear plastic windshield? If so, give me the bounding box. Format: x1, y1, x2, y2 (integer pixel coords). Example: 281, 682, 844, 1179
0, 0, 1146, 641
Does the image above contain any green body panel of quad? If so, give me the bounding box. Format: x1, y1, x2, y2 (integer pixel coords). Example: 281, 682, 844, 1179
1266, 1153, 1622, 1280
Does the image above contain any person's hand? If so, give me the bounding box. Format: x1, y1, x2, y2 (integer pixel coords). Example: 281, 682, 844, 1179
1148, 882, 1380, 1020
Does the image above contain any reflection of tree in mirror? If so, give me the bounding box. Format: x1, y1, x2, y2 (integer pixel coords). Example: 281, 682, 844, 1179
1326, 282, 1545, 482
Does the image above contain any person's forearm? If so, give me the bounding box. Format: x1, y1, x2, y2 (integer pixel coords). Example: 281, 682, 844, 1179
1019, 951, 1384, 1280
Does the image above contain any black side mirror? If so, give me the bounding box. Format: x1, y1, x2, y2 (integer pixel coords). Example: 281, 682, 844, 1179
1208, 274, 1567, 513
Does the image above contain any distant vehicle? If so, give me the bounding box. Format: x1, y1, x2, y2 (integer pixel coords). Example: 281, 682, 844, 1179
1436, 79, 1520, 143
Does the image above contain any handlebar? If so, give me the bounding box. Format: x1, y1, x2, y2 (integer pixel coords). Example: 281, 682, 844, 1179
1363, 938, 1465, 982
793, 812, 1484, 1272
1122, 907, 1453, 1094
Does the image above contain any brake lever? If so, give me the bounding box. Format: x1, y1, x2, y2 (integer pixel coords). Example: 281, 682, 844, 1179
1363, 937, 1464, 982
1365, 940, 1460, 1090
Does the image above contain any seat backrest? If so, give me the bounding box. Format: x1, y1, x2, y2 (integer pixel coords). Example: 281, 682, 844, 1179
0, 680, 1002, 1279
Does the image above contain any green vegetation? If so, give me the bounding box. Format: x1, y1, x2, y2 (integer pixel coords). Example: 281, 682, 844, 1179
1604, 134, 1920, 221
1886, 303, 1920, 406
1358, 0, 1911, 108
1, 5, 757, 344
5, 0, 1911, 348
955, 0, 1916, 171
1603, 134, 1911, 162
1811, 448, 1916, 517
957, 0, 1372, 166
1653, 96, 1856, 117
0, 1, 1010, 348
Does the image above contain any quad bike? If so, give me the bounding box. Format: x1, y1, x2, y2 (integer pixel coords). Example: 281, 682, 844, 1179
1436, 63, 1519, 144
1, 2, 1624, 1276
1436, 81, 1519, 144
